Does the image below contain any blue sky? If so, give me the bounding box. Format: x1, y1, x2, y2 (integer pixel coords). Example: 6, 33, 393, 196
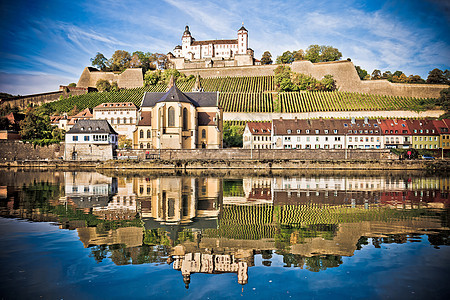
0, 0, 449, 95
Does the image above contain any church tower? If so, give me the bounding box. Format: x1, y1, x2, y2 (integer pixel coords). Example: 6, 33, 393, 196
182, 26, 193, 57
237, 23, 248, 55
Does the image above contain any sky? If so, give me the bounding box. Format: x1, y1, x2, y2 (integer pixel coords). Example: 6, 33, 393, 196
0, 0, 449, 95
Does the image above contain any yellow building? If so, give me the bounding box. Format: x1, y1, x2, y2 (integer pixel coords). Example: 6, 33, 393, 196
433, 119, 450, 150
408, 119, 440, 150
134, 76, 223, 149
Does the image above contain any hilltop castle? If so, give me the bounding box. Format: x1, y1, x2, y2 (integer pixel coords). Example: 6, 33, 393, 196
168, 24, 256, 69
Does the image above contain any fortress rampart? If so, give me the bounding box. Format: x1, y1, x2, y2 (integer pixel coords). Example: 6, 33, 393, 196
180, 60, 448, 98
77, 67, 143, 89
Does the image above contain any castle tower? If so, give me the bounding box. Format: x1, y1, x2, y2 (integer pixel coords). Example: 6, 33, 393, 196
182, 26, 193, 57
237, 23, 248, 55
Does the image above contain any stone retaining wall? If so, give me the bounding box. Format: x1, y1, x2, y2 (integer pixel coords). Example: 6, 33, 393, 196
0, 141, 64, 161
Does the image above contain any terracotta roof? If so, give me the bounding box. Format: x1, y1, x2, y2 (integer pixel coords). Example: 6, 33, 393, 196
198, 112, 216, 126
191, 39, 238, 46
50, 115, 66, 123
432, 119, 450, 134
94, 102, 137, 110
379, 119, 411, 135
138, 111, 151, 126
406, 119, 439, 135
246, 122, 271, 135
71, 108, 93, 118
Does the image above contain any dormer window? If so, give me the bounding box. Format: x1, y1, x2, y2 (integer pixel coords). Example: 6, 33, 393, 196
306, 129, 310, 134
88, 127, 92, 130
414, 129, 417, 133
287, 129, 292, 134
297, 129, 301, 134
80, 127, 84, 131
324, 129, 329, 134
344, 123, 348, 127
315, 130, 319, 134
333, 130, 338, 134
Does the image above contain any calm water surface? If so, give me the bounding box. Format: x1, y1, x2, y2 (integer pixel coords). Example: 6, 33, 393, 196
0, 170, 449, 299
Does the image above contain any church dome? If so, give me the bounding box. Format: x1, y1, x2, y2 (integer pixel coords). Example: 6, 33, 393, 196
183, 25, 191, 35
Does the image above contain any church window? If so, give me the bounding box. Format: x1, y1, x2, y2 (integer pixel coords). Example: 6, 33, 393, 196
147, 143, 150, 149
147, 130, 151, 138
140, 130, 144, 139
168, 107, 175, 127
183, 108, 188, 130
140, 143, 143, 149
202, 129, 206, 139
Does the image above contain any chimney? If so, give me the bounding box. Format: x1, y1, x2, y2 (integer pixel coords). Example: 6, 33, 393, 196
166, 75, 175, 91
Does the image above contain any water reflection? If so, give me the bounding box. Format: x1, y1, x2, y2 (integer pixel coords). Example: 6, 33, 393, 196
0, 170, 449, 290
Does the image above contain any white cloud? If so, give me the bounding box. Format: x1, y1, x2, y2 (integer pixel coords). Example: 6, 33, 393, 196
0, 72, 76, 95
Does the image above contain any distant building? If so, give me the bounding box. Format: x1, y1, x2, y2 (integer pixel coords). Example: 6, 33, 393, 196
93, 102, 138, 139
408, 119, 440, 150
51, 108, 93, 131
64, 119, 118, 161
169, 24, 255, 69
379, 119, 412, 149
134, 77, 223, 149
432, 119, 450, 150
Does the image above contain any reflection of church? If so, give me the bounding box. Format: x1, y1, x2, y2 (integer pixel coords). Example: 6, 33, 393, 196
172, 253, 248, 289
137, 176, 222, 242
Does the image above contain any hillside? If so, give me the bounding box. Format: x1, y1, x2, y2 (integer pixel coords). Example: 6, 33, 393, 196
43, 75, 437, 114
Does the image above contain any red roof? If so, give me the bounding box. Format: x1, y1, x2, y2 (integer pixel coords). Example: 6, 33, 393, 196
138, 111, 151, 126
246, 122, 271, 135
191, 39, 238, 46
432, 119, 450, 134
406, 119, 439, 135
379, 119, 411, 135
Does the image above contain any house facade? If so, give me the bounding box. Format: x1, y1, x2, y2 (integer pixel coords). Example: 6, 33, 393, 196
243, 122, 272, 149
93, 102, 138, 139
134, 78, 223, 149
64, 119, 118, 161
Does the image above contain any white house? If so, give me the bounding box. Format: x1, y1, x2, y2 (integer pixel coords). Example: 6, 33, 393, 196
64, 119, 118, 161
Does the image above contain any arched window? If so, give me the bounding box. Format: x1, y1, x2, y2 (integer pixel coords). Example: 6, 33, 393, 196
147, 143, 151, 149
140, 143, 143, 149
111, 118, 115, 124
123, 117, 126, 124
183, 108, 188, 130
147, 130, 151, 138
140, 130, 144, 138
202, 129, 206, 139
168, 107, 175, 127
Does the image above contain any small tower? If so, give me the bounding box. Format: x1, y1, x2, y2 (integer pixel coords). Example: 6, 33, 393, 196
237, 22, 248, 55
166, 75, 175, 92
182, 26, 193, 57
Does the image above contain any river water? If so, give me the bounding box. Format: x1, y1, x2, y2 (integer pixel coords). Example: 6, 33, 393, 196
0, 169, 449, 299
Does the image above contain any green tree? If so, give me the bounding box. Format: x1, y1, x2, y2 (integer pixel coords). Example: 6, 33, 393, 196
305, 45, 342, 63
260, 51, 273, 65
96, 79, 111, 92
274, 65, 296, 91
0, 117, 11, 130
91, 52, 109, 71
111, 81, 119, 91
382, 71, 393, 81
68, 83, 77, 87
223, 123, 244, 148
393, 70, 403, 77
408, 75, 425, 83
427, 68, 448, 84
371, 69, 381, 80
292, 49, 304, 61
68, 105, 80, 116
144, 70, 162, 86
355, 66, 368, 80
19, 109, 53, 141
110, 50, 132, 71
436, 87, 450, 112
276, 51, 294, 64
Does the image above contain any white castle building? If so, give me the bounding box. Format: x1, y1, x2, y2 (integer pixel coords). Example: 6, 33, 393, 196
168, 24, 256, 69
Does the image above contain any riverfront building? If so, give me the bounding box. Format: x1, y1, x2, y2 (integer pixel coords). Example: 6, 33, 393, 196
134, 77, 223, 149
92, 102, 138, 139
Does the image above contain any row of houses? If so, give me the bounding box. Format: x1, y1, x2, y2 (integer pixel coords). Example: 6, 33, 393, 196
243, 118, 450, 150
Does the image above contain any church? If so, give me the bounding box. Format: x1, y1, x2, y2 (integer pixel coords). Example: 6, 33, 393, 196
133, 76, 223, 149
168, 24, 255, 69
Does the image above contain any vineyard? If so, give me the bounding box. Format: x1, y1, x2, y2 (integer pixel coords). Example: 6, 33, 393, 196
43, 75, 437, 114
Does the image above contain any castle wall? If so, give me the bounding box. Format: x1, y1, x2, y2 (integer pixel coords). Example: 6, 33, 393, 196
0, 140, 64, 161
179, 60, 448, 98
77, 67, 143, 89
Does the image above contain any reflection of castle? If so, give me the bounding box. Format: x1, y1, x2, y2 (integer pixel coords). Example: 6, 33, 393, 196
172, 253, 248, 289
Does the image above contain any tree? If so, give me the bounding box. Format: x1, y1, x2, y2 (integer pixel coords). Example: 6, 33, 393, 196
96, 79, 111, 92
91, 52, 109, 71
111, 81, 119, 91
118, 136, 132, 149
408, 75, 425, 83
144, 70, 162, 86
355, 66, 368, 80
371, 69, 381, 80
427, 68, 448, 84
304, 45, 342, 63
292, 50, 304, 61
130, 53, 143, 68
276, 51, 294, 64
274, 65, 296, 91
393, 70, 403, 77
68, 105, 80, 116
19, 109, 53, 141
382, 71, 392, 80
109, 50, 132, 71
68, 83, 77, 87
436, 87, 450, 112
260, 51, 273, 65
223, 123, 244, 147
